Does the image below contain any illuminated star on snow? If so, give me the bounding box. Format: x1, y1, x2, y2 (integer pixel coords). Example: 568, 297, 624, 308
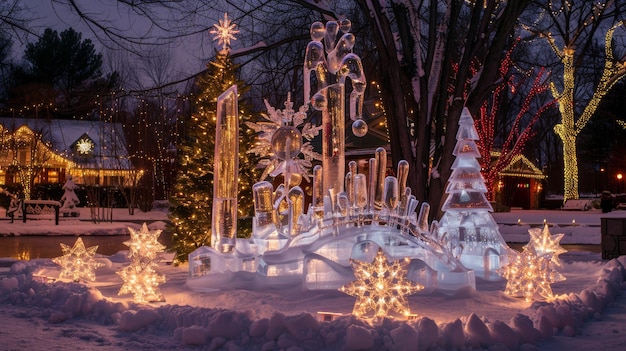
339, 248, 424, 319
117, 258, 166, 303
499, 246, 565, 302
524, 223, 566, 266
210, 13, 239, 51
52, 237, 104, 282
124, 223, 165, 260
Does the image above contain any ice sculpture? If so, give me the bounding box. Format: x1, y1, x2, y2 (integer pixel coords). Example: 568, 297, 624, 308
212, 85, 239, 253
306, 20, 367, 195
434, 107, 510, 279
189, 147, 475, 293
187, 21, 476, 295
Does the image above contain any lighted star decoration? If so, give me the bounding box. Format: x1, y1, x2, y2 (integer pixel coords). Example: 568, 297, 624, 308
246, 93, 322, 185
76, 137, 94, 155
524, 224, 566, 266
339, 248, 424, 319
117, 258, 166, 303
499, 246, 565, 302
52, 237, 104, 282
124, 223, 166, 260
209, 13, 239, 51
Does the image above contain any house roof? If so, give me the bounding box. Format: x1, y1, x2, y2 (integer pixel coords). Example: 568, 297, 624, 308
494, 152, 546, 179
0, 117, 133, 170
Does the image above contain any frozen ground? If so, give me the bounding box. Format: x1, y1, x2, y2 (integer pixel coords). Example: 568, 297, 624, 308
0, 207, 625, 350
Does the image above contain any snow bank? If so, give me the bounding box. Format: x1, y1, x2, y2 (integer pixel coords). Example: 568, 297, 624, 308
1, 257, 625, 350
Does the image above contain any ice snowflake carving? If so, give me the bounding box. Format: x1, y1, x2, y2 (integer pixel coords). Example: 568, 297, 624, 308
246, 93, 321, 187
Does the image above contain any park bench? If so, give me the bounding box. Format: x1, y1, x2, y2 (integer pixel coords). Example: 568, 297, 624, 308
561, 199, 591, 211
7, 199, 61, 225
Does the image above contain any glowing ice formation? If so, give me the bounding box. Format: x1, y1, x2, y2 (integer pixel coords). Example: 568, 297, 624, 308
212, 85, 239, 253
340, 248, 424, 319
187, 21, 478, 296
53, 237, 103, 282
434, 107, 510, 280
305, 19, 367, 195
189, 148, 476, 294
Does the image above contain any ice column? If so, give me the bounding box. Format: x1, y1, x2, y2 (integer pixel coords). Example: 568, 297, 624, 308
305, 19, 367, 197
212, 85, 239, 253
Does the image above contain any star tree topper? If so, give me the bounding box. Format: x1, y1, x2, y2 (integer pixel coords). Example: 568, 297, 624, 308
52, 237, 104, 282
525, 223, 566, 266
499, 246, 565, 302
340, 248, 424, 319
210, 13, 239, 51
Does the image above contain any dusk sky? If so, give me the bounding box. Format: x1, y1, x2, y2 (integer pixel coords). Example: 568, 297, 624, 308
22, 0, 224, 85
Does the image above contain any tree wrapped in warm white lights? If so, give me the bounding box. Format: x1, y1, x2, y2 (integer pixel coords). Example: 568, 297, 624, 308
435, 107, 509, 279
169, 13, 258, 262
520, 3, 626, 202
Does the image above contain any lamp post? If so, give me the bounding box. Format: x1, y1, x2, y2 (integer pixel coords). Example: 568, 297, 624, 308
617, 173, 623, 194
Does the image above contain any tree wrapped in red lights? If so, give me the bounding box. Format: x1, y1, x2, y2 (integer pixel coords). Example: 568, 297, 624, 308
473, 41, 555, 201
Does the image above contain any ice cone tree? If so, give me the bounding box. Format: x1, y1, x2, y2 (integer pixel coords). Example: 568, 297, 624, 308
435, 108, 509, 279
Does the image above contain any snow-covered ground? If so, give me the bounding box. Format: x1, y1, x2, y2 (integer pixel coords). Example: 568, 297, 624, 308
1, 207, 626, 350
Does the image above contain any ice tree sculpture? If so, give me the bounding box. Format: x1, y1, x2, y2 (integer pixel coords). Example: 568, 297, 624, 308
434, 107, 509, 279
53, 237, 103, 282
212, 85, 239, 253
59, 175, 80, 217
305, 19, 367, 195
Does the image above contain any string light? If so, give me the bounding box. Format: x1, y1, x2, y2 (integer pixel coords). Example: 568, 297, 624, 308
524, 223, 566, 266
499, 246, 565, 302
339, 248, 424, 319
117, 223, 166, 303
52, 237, 104, 282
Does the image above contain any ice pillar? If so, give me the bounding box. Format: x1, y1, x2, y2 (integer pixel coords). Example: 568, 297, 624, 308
212, 85, 239, 253
314, 83, 345, 195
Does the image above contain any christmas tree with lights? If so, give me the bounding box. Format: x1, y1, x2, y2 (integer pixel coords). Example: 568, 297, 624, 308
169, 14, 258, 263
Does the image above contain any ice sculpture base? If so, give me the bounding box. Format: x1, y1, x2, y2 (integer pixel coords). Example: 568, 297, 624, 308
188, 222, 476, 294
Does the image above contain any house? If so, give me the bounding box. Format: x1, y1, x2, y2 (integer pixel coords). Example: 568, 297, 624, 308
0, 117, 139, 189
491, 152, 546, 210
